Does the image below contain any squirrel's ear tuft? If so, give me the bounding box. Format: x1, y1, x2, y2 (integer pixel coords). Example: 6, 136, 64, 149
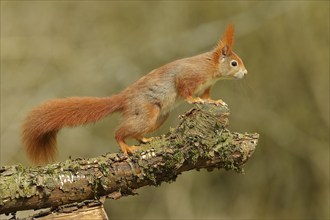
223, 24, 235, 50
213, 24, 235, 62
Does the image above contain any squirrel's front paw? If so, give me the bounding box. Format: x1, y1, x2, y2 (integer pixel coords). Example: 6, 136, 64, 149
213, 99, 226, 106
139, 137, 153, 144
187, 97, 227, 106
203, 98, 227, 106
187, 97, 205, 104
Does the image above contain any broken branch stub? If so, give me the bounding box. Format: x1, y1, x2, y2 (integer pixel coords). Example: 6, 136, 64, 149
0, 102, 259, 214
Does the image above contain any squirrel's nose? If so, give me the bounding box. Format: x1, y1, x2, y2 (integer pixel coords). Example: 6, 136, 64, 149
243, 69, 248, 75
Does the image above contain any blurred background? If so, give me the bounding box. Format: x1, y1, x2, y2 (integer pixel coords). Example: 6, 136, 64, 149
1, 1, 329, 219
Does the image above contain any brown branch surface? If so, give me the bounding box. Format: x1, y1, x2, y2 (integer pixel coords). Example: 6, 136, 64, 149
0, 103, 259, 214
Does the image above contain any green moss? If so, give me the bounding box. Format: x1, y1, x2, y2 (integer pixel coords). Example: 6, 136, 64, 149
99, 162, 110, 176
173, 151, 185, 168
15, 164, 25, 174
189, 148, 200, 165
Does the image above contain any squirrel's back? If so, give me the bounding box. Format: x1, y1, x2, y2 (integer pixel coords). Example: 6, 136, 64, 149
120, 52, 216, 113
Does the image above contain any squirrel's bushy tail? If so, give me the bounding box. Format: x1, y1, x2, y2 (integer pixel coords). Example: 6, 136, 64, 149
22, 95, 123, 164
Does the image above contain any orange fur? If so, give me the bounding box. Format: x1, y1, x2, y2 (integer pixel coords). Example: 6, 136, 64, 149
201, 87, 211, 99
22, 96, 122, 164
223, 23, 235, 51
213, 24, 235, 62
22, 24, 247, 164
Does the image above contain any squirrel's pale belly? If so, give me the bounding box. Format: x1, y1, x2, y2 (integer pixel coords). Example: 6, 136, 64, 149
156, 83, 179, 115
194, 78, 216, 97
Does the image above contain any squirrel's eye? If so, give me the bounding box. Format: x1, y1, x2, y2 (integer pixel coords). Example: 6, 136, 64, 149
231, 60, 238, 67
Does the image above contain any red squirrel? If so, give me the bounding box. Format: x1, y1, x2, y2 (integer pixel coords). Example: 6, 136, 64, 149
22, 24, 247, 164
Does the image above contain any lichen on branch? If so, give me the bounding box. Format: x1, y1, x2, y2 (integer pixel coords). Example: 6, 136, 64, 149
0, 102, 259, 214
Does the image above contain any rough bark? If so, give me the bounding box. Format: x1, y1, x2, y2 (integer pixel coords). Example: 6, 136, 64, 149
0, 102, 259, 215
31, 202, 109, 220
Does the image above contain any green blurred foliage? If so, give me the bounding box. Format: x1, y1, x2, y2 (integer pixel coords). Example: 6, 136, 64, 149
1, 1, 329, 219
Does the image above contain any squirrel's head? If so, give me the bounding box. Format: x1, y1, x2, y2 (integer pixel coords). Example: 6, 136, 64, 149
213, 24, 247, 79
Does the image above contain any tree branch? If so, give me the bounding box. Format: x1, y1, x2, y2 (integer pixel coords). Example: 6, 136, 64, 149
0, 103, 259, 215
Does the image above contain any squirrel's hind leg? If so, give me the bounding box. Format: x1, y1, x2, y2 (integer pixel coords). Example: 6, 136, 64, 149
115, 103, 161, 155
116, 139, 139, 155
